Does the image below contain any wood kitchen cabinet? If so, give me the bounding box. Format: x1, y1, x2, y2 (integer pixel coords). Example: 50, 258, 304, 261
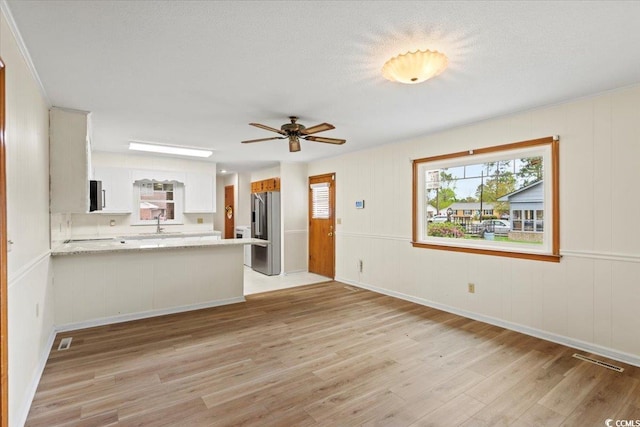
50, 107, 92, 213
251, 177, 280, 193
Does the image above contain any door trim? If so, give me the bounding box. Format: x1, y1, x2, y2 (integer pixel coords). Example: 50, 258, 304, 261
1, 56, 9, 427
308, 173, 336, 278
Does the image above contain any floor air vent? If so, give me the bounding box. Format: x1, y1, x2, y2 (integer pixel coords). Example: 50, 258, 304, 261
572, 353, 624, 372
58, 337, 73, 351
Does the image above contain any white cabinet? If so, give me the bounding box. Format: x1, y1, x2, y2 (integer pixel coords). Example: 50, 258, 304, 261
93, 167, 133, 213
50, 108, 92, 213
184, 172, 216, 213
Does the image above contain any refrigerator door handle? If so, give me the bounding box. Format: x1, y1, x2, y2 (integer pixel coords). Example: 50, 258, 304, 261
254, 197, 261, 236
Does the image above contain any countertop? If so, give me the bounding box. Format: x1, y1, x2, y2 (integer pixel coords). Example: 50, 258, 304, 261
51, 234, 267, 256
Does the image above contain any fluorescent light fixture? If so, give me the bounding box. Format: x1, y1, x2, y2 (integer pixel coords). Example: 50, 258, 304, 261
128, 141, 213, 158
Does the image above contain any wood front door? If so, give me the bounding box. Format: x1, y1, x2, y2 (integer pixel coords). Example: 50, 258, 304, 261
308, 173, 335, 278
224, 185, 234, 239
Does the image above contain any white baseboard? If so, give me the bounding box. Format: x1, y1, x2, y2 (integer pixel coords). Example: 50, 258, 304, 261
283, 269, 307, 275
55, 296, 246, 333
336, 276, 640, 368
15, 327, 56, 427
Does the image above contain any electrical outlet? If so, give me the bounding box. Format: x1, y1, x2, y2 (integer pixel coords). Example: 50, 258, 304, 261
468, 283, 475, 293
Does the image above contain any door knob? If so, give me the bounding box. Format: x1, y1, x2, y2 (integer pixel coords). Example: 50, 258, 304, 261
328, 232, 333, 237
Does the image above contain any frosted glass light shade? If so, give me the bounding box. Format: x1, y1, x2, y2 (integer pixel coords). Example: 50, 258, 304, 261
382, 49, 448, 84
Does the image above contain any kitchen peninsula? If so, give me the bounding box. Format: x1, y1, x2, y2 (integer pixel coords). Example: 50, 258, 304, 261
51, 234, 265, 331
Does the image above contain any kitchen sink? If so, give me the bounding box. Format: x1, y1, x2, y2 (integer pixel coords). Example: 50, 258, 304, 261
119, 233, 182, 240
63, 237, 116, 243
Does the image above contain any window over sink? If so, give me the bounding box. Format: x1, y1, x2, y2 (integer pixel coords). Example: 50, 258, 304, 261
134, 180, 184, 225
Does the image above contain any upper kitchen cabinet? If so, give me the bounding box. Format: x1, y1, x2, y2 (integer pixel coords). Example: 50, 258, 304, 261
184, 172, 216, 213
93, 166, 133, 213
50, 107, 92, 213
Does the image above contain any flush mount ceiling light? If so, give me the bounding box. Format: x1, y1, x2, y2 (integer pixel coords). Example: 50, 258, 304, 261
382, 49, 448, 84
128, 141, 213, 158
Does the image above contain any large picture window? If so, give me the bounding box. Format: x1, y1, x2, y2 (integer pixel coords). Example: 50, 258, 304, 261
412, 136, 560, 262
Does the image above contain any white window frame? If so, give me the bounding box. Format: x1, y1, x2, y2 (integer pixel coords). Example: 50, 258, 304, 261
133, 180, 184, 226
412, 137, 560, 262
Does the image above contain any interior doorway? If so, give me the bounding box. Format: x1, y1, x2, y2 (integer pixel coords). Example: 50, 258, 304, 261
308, 173, 335, 278
224, 185, 235, 239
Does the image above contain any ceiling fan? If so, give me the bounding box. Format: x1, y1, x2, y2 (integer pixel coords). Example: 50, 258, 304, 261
241, 116, 346, 152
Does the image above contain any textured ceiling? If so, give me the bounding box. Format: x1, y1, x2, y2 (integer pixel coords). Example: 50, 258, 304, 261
6, 1, 640, 172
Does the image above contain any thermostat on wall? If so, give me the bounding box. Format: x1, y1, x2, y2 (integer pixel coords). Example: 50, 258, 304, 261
355, 200, 365, 209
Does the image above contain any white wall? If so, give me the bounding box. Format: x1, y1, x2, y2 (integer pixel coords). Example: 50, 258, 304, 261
280, 162, 308, 273
1, 9, 55, 427
53, 151, 217, 239
250, 165, 280, 183
236, 171, 251, 228
309, 84, 640, 366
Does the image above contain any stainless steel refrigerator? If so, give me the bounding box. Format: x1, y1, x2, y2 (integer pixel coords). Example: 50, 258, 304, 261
251, 191, 281, 275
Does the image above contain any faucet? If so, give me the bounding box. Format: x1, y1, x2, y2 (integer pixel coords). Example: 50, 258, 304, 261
155, 216, 164, 234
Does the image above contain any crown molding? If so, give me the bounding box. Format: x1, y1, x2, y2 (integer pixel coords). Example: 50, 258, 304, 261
0, 0, 51, 106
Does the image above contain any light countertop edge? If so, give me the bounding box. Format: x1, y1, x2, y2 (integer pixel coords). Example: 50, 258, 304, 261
51, 238, 268, 256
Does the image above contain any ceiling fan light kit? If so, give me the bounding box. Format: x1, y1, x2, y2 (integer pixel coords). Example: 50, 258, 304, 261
241, 116, 346, 152
382, 49, 448, 84
288, 136, 301, 152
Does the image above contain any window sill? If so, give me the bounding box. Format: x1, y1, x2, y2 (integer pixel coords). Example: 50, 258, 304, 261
131, 222, 184, 226
411, 241, 561, 263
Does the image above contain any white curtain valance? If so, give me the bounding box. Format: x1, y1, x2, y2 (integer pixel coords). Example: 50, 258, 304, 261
131, 169, 185, 184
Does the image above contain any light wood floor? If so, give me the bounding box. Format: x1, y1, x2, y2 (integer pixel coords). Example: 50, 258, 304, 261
26, 281, 640, 426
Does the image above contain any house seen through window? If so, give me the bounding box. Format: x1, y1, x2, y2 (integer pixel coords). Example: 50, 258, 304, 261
135, 181, 184, 224
413, 137, 559, 262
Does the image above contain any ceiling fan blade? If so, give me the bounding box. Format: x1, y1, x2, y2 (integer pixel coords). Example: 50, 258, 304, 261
300, 123, 335, 135
304, 136, 346, 145
241, 136, 285, 143
249, 123, 287, 135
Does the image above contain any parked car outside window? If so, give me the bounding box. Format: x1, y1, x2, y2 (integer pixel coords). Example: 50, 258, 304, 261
428, 214, 449, 223
481, 219, 511, 234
